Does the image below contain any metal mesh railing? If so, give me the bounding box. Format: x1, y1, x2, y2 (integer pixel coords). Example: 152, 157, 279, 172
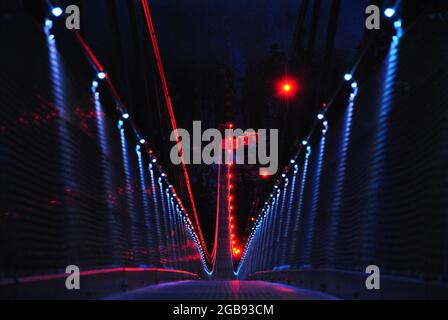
237, 7, 448, 283
0, 11, 205, 280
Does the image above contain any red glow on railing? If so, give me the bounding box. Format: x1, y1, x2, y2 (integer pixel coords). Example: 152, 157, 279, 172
17, 267, 200, 284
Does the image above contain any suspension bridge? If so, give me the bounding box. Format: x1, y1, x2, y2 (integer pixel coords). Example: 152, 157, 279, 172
0, 1, 447, 300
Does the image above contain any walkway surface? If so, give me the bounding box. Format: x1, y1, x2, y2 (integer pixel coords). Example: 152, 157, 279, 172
108, 280, 337, 300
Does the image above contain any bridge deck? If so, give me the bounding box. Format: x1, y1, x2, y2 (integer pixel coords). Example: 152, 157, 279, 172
107, 280, 337, 300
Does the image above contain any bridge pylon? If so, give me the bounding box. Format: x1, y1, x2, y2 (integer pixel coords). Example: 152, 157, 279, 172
211, 163, 236, 280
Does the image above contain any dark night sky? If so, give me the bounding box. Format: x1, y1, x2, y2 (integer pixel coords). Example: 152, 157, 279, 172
150, 0, 368, 83
151, 0, 300, 84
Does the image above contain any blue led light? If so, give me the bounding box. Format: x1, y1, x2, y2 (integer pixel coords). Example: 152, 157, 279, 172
351, 82, 358, 89
51, 7, 63, 17
122, 113, 130, 119
302, 140, 308, 146
344, 73, 353, 81
384, 8, 395, 18
97, 71, 107, 80
290, 159, 295, 164
139, 138, 146, 144
317, 113, 324, 120
45, 18, 53, 29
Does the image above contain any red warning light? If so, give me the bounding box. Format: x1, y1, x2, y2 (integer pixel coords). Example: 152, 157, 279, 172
278, 78, 298, 97
283, 83, 292, 92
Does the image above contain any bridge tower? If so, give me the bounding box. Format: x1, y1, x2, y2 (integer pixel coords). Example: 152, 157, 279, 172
212, 163, 236, 280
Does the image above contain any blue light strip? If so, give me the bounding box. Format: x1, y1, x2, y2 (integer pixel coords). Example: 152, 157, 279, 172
303, 131, 327, 263
363, 19, 403, 259
158, 180, 171, 265
136, 145, 154, 260
280, 165, 299, 265
327, 83, 359, 266
45, 18, 80, 256
265, 191, 280, 270
172, 201, 183, 270
93, 85, 122, 264
260, 204, 272, 270
273, 178, 289, 266
165, 190, 176, 268
119, 121, 140, 260
149, 164, 165, 266
290, 146, 312, 261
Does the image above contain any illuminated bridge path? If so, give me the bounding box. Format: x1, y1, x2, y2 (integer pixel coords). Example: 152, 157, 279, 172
1, 1, 448, 301
107, 281, 336, 300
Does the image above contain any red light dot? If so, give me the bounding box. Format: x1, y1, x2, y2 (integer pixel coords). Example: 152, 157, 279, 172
260, 171, 270, 179
278, 78, 297, 97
